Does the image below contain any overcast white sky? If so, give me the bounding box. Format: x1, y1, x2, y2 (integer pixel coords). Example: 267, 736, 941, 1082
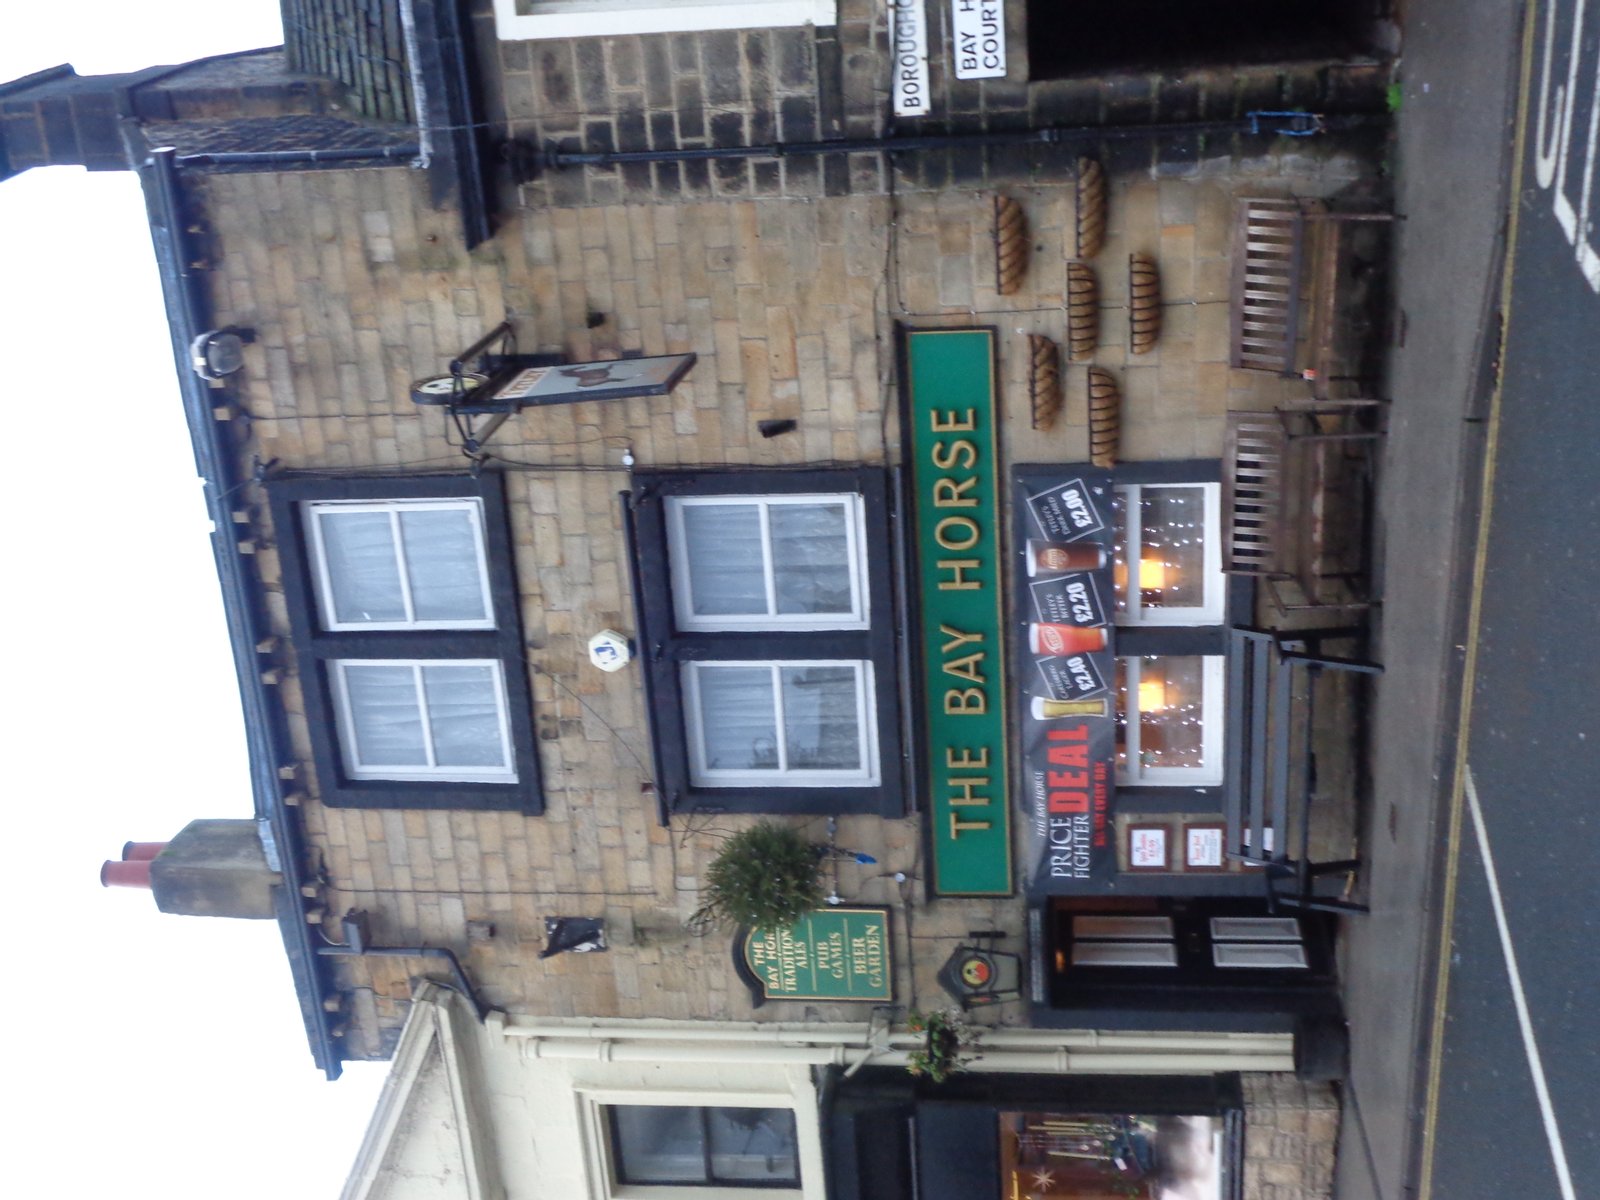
1, 5, 385, 1195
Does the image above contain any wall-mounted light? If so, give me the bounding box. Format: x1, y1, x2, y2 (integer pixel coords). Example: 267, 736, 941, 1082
1138, 556, 1168, 590
189, 327, 255, 384
1138, 677, 1168, 712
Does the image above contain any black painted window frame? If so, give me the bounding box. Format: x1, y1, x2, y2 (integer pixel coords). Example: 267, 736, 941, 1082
629, 467, 906, 818
268, 471, 544, 813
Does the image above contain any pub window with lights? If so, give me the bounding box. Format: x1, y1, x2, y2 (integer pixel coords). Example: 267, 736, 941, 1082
1107, 468, 1237, 792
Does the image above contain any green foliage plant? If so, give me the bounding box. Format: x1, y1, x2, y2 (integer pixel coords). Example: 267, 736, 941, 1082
691, 821, 824, 931
904, 1009, 977, 1084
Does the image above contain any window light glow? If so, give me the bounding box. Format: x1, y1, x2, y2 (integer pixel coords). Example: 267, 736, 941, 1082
1138, 677, 1168, 712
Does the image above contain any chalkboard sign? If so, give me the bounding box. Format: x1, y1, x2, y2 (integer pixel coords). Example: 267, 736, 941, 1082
734, 907, 893, 1005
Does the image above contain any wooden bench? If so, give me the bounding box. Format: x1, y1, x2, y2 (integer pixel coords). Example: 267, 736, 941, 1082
1224, 627, 1382, 914
1229, 197, 1396, 393
1223, 402, 1385, 611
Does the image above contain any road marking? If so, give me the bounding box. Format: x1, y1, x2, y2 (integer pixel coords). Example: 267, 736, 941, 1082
1464, 768, 1578, 1200
1416, 2, 1540, 1196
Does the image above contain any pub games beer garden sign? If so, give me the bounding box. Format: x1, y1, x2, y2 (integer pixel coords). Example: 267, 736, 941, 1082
903, 328, 1010, 896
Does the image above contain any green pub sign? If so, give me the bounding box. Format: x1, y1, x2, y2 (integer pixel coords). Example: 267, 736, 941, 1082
738, 908, 893, 1002
903, 328, 1012, 896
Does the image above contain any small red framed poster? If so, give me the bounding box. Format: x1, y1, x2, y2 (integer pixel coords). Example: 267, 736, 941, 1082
1183, 823, 1227, 871
1126, 824, 1171, 871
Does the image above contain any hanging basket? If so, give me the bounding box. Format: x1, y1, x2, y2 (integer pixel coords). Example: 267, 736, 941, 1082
1028, 334, 1062, 431
1129, 252, 1163, 354
905, 1010, 977, 1084
1074, 158, 1108, 260
994, 195, 1030, 295
1087, 368, 1122, 469
1067, 262, 1100, 361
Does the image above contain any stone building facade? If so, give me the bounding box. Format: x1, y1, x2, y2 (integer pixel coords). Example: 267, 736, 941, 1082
6, 5, 1395, 1199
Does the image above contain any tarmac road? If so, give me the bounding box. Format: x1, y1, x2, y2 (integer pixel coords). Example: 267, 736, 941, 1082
1417, 0, 1600, 1195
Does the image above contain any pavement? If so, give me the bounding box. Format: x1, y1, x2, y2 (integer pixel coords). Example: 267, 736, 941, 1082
1331, 1, 1533, 1199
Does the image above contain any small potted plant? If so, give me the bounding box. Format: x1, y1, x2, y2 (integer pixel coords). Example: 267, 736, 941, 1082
689, 820, 825, 932
905, 1009, 977, 1084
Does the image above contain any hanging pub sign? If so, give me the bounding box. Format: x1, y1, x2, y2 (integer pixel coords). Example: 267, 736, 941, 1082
951, 0, 1006, 80
1014, 466, 1118, 893
890, 0, 931, 117
489, 353, 696, 405
734, 907, 893, 1006
902, 327, 1011, 897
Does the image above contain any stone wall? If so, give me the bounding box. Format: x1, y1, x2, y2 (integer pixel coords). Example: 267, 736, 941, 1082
477, 0, 1389, 208
1242, 1075, 1341, 1200
194, 147, 1363, 1055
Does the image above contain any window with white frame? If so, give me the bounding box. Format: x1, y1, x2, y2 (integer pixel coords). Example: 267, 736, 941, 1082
630, 468, 904, 816
1111, 483, 1224, 626
307, 499, 493, 630
493, 0, 836, 42
269, 474, 544, 812
1114, 655, 1225, 786
330, 659, 517, 783
667, 495, 868, 631
682, 661, 878, 787
608, 1106, 801, 1189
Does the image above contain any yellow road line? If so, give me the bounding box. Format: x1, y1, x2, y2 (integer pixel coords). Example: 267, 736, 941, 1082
1413, 2, 1538, 1196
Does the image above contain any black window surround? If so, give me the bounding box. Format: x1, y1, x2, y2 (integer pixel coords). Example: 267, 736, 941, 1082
268, 471, 544, 813
628, 467, 906, 818
1107, 459, 1251, 814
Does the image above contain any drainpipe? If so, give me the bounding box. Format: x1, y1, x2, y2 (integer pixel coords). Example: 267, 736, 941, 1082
536, 111, 1384, 172
317, 911, 490, 1022
496, 1018, 1294, 1074
316, 945, 489, 1022
519, 1038, 1291, 1075
174, 145, 420, 169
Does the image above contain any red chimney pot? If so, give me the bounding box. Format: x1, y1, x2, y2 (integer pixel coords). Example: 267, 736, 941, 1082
100, 859, 153, 889
121, 841, 170, 862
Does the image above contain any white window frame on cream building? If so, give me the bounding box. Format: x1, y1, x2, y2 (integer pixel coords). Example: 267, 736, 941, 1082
494, 0, 836, 41
575, 1086, 828, 1200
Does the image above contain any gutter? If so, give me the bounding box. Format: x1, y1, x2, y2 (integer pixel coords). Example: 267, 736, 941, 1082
142, 145, 345, 1079
539, 111, 1388, 171
495, 1017, 1295, 1075
174, 145, 420, 169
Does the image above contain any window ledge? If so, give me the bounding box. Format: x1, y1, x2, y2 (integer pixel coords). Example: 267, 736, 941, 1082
493, 0, 835, 40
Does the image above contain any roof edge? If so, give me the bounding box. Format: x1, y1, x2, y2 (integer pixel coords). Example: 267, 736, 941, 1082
138, 142, 345, 1079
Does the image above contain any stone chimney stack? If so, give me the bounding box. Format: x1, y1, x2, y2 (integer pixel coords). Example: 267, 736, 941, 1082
0, 64, 137, 181
101, 819, 283, 919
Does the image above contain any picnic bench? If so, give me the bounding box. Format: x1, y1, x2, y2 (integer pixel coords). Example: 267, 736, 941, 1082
1223, 401, 1384, 611
1229, 197, 1397, 393
1224, 626, 1381, 914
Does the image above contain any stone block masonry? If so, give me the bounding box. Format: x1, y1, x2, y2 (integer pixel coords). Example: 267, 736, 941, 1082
195, 145, 1365, 1055
487, 11, 1391, 209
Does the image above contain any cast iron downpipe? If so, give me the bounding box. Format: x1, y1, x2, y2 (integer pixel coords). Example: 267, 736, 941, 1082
175, 145, 421, 169
538, 110, 1384, 171
317, 946, 490, 1022
316, 912, 490, 1022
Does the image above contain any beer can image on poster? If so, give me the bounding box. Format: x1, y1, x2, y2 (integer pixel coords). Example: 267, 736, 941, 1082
1027, 539, 1107, 576
1028, 622, 1108, 656
1030, 697, 1110, 719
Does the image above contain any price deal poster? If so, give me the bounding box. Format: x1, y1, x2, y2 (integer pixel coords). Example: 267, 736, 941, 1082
1013, 467, 1118, 893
